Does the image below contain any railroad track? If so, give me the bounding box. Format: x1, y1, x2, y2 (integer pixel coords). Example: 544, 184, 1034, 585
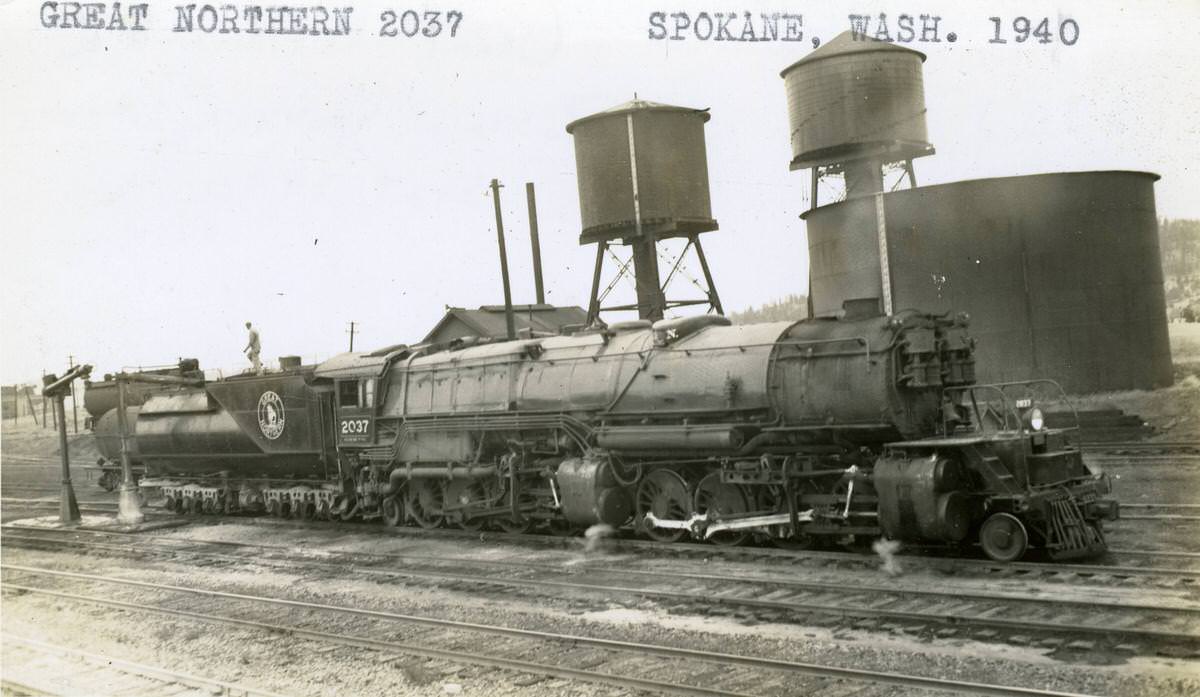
1081, 440, 1200, 453
0, 563, 1102, 697
5, 526, 1198, 655
1119, 503, 1200, 522
1, 634, 286, 697
2, 491, 1195, 575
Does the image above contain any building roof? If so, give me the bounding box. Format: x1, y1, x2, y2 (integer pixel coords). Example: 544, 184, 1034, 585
422, 304, 588, 343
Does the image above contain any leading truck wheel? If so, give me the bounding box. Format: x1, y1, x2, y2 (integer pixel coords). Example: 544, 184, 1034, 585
980, 513, 1029, 562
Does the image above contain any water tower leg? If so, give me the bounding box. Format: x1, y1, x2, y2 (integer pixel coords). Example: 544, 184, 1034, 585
586, 241, 607, 325
692, 236, 724, 315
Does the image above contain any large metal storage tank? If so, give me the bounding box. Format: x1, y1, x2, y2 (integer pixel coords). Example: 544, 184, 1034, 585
803, 171, 1172, 393
781, 32, 933, 171
566, 99, 717, 243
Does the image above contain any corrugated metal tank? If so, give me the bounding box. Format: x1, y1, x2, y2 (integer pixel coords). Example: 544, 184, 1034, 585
566, 99, 717, 243
781, 32, 931, 170
803, 171, 1172, 393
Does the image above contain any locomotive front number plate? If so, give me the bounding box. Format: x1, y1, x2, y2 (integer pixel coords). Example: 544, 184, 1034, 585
338, 417, 374, 444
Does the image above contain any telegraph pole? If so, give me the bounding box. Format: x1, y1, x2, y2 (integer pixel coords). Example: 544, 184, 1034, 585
490, 178, 517, 341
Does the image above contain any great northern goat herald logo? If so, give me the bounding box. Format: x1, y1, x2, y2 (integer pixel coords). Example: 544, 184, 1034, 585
257, 391, 285, 440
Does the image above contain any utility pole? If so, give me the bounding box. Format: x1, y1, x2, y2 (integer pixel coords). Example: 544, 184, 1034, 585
347, 321, 357, 352
490, 178, 517, 341
68, 355, 79, 434
41, 371, 48, 427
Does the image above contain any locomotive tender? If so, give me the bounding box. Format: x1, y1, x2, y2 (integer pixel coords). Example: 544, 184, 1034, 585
87, 310, 1117, 562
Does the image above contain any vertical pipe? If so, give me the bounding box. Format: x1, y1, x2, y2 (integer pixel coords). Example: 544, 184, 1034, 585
525, 182, 545, 306
625, 113, 664, 321
874, 192, 894, 316
810, 167, 819, 210
116, 379, 144, 524
51, 387, 80, 524
489, 178, 516, 341
68, 355, 78, 434
631, 238, 664, 321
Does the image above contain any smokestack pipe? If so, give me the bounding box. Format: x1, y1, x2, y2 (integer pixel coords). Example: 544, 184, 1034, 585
525, 182, 545, 305
489, 178, 517, 341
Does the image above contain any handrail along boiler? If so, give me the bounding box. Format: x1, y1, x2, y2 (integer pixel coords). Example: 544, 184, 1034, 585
86, 311, 1117, 561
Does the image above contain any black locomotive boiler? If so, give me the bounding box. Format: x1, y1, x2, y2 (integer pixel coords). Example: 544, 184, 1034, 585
86, 311, 1117, 562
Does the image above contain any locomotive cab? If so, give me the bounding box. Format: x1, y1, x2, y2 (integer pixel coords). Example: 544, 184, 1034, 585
876, 380, 1118, 561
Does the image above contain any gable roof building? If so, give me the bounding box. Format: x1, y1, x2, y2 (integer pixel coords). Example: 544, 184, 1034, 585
422, 304, 588, 344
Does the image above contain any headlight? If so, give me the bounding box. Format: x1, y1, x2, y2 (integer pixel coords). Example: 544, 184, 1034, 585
1027, 407, 1045, 431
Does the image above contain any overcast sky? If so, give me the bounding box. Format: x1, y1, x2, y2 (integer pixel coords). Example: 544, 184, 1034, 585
2, 0, 1198, 385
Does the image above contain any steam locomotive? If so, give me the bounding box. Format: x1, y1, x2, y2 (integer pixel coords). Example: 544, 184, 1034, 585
84, 310, 1117, 562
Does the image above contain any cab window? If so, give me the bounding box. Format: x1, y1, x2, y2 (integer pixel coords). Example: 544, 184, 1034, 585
338, 378, 377, 408
338, 380, 359, 408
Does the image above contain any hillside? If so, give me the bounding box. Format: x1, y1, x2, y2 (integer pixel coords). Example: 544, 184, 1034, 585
1161, 218, 1200, 321
727, 294, 808, 324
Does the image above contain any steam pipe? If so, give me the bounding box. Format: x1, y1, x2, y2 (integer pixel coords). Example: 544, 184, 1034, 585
489, 178, 517, 341
526, 182, 545, 305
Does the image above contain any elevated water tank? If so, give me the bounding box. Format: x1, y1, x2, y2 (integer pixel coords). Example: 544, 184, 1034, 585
782, 32, 933, 170
566, 99, 718, 244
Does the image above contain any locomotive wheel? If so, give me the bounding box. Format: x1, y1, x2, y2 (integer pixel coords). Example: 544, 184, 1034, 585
405, 480, 444, 529
162, 496, 176, 512
380, 496, 404, 528
496, 516, 533, 534
980, 512, 1029, 562
445, 480, 487, 531
692, 472, 750, 546
636, 469, 692, 543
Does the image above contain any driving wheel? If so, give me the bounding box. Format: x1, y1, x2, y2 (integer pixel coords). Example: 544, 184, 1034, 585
636, 469, 692, 543
692, 472, 751, 546
405, 480, 444, 529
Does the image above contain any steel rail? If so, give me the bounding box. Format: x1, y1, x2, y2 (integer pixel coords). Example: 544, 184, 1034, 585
0, 569, 1098, 697
23, 505, 1187, 579
4, 528, 1194, 615
5, 535, 1198, 644
1, 634, 289, 697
